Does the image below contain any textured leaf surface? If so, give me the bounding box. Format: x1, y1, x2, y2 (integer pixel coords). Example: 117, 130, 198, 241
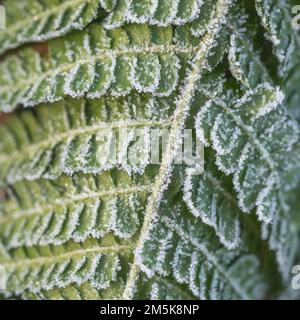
134, 199, 268, 300
183, 158, 241, 250
0, 0, 102, 55
255, 0, 297, 73
0, 95, 172, 185
0, 23, 199, 112
0, 0, 299, 300
0, 171, 153, 249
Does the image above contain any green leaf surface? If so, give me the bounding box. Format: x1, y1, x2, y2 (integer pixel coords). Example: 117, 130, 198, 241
0, 0, 299, 300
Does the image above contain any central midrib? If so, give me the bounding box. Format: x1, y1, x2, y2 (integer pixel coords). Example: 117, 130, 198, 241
121, 0, 234, 300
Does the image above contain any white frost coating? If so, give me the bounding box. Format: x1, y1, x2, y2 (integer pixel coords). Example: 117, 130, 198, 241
5, 219, 27, 249
240, 83, 284, 116
154, 229, 174, 276
214, 150, 236, 176
65, 41, 76, 62
3, 0, 295, 299
31, 212, 54, 245
87, 58, 116, 99
122, 0, 235, 300
103, 0, 132, 29
210, 270, 221, 300
150, 0, 180, 26
252, 85, 284, 120
73, 199, 100, 242
103, 0, 203, 29
172, 242, 191, 284
194, 100, 212, 147
64, 63, 96, 98
1, 116, 170, 185
113, 194, 139, 238
130, 54, 161, 93
211, 114, 242, 156
21, 77, 51, 106
92, 255, 121, 290
100, 0, 118, 11
61, 135, 92, 175
232, 143, 256, 213
92, 198, 117, 239
199, 262, 209, 300
127, 0, 159, 24
197, 82, 295, 235
74, 254, 101, 285
227, 8, 272, 88
39, 264, 58, 291
39, 208, 69, 246
188, 252, 201, 297
161, 211, 253, 300
2, 243, 132, 295
122, 127, 151, 175
0, 0, 101, 54
265, 216, 299, 281
255, 176, 278, 223
255, 0, 299, 76
0, 42, 196, 112
228, 32, 251, 87
46, 259, 72, 290
150, 282, 160, 300
183, 171, 241, 250
2, 180, 149, 249
49, 205, 82, 245
255, 0, 280, 46
154, 55, 181, 98
255, 0, 283, 61
83, 33, 93, 56
111, 56, 134, 97
173, 0, 202, 25
190, 1, 215, 37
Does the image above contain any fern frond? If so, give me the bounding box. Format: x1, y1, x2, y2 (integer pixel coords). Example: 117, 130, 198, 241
0, 0, 299, 300
194, 80, 300, 278
195, 83, 299, 221
284, 55, 300, 120
1, 236, 132, 295
27, 281, 123, 300
228, 4, 271, 88
183, 155, 241, 250
0, 95, 171, 185
0, 24, 198, 112
102, 0, 205, 29
21, 282, 104, 300
255, 0, 300, 120
123, 0, 234, 299
255, 0, 299, 75
0, 0, 102, 55
135, 198, 268, 300
0, 171, 152, 249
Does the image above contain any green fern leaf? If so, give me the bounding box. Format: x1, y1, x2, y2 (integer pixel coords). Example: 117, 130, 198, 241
0, 23, 199, 112
0, 0, 102, 55
255, 0, 297, 74
0, 95, 171, 184
0, 0, 299, 300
